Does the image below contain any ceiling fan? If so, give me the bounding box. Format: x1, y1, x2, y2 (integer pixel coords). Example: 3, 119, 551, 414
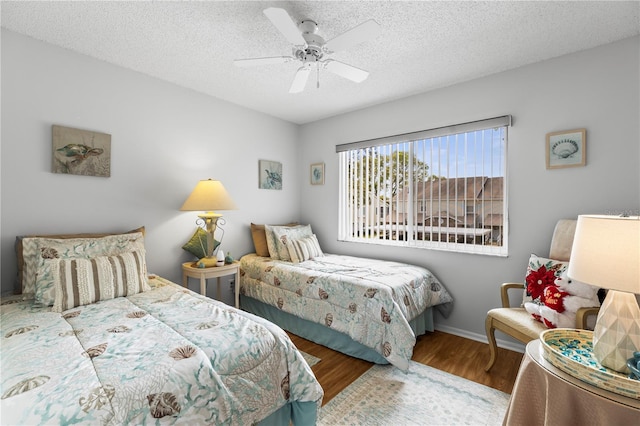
234, 8, 380, 93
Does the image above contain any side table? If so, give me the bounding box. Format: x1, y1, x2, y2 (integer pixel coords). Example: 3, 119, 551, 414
182, 261, 240, 308
503, 339, 640, 425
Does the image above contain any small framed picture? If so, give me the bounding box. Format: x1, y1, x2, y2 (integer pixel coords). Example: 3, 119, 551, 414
310, 162, 325, 185
259, 159, 282, 190
546, 128, 586, 169
52, 125, 111, 177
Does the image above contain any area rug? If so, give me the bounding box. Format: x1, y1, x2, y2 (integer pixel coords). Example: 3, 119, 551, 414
318, 361, 510, 425
300, 350, 321, 367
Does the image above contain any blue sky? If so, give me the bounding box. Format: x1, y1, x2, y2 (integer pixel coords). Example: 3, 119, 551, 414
380, 128, 506, 179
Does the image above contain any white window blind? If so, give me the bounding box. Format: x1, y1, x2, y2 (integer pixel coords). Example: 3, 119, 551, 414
337, 116, 510, 256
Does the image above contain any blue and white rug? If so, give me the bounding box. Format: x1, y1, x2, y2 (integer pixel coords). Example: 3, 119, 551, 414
300, 350, 321, 368
319, 360, 510, 425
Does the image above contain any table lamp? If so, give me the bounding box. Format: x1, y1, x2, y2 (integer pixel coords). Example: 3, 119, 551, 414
567, 214, 640, 373
181, 179, 237, 267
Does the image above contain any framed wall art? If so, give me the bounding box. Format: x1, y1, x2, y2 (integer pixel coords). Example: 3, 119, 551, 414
52, 125, 111, 177
546, 128, 586, 169
259, 159, 282, 190
310, 162, 325, 185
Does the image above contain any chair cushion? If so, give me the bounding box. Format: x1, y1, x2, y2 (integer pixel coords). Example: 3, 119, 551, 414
488, 307, 547, 341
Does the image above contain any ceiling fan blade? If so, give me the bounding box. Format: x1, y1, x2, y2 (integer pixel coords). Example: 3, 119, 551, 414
263, 8, 306, 46
325, 19, 380, 52
325, 60, 369, 83
234, 56, 293, 67
289, 67, 311, 94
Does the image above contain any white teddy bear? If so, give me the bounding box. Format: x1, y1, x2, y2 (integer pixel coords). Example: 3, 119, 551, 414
525, 271, 600, 329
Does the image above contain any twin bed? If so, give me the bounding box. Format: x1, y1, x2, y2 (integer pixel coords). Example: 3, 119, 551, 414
1, 230, 322, 425
1, 223, 453, 424
240, 223, 454, 371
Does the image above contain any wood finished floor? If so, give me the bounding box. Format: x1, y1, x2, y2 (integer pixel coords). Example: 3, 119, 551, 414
288, 330, 523, 406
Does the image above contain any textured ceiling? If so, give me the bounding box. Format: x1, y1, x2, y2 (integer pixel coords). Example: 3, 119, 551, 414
2, 1, 639, 124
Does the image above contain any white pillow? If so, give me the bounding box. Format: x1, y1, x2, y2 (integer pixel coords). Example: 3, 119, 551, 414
265, 224, 313, 261
286, 234, 324, 263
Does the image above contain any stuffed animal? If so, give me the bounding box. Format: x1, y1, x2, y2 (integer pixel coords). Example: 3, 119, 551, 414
524, 270, 600, 329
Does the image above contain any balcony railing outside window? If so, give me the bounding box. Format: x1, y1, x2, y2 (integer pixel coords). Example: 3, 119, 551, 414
337, 116, 511, 256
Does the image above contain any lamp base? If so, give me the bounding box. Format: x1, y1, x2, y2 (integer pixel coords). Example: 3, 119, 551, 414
196, 257, 219, 268
592, 290, 640, 373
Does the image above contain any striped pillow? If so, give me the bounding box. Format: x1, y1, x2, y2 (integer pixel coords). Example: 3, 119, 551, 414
52, 250, 149, 312
286, 234, 324, 264
266, 224, 313, 261
29, 231, 146, 307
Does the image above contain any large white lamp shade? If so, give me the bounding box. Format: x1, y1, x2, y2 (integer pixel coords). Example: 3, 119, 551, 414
567, 214, 640, 372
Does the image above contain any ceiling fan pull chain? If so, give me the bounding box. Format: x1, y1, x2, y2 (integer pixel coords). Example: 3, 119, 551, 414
317, 63, 320, 89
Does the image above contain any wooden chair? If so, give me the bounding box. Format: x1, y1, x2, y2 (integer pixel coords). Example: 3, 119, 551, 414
484, 219, 600, 372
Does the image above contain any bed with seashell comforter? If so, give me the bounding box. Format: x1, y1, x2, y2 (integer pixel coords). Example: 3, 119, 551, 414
240, 253, 454, 371
2, 230, 322, 425
1, 276, 322, 425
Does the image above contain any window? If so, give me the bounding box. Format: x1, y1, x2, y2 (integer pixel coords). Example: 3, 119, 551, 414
337, 116, 511, 256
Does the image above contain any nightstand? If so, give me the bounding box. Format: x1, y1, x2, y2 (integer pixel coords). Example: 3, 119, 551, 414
182, 261, 240, 308
504, 339, 640, 425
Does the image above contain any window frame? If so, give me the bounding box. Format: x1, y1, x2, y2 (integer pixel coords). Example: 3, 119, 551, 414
337, 116, 511, 256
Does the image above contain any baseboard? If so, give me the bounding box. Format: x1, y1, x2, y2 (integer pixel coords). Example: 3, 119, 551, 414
434, 324, 525, 354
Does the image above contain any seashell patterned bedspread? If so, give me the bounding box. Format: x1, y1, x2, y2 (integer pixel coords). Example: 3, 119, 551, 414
0, 276, 323, 425
240, 254, 454, 371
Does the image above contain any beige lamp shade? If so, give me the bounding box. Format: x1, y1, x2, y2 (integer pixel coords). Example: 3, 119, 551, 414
180, 179, 236, 267
567, 214, 640, 293
180, 179, 237, 212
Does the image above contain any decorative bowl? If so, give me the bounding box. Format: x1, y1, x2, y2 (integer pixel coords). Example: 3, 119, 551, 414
540, 328, 640, 400
628, 352, 640, 381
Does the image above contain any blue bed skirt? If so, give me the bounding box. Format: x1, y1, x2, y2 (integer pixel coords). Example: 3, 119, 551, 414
258, 401, 317, 426
241, 295, 434, 364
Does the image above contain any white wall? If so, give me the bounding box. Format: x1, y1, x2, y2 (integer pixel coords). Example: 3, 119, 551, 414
0, 30, 301, 302
2, 29, 639, 347
298, 36, 640, 345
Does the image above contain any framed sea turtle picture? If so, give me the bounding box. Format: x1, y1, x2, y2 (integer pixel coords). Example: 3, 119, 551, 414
545, 128, 586, 169
259, 159, 282, 190
52, 125, 111, 177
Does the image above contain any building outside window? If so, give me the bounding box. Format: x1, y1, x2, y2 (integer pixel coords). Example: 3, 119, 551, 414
337, 116, 511, 256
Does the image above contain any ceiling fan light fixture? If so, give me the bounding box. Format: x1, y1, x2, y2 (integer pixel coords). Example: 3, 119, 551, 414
299, 20, 319, 35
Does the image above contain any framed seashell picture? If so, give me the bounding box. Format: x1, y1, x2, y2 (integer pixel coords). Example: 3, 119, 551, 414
545, 128, 586, 169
